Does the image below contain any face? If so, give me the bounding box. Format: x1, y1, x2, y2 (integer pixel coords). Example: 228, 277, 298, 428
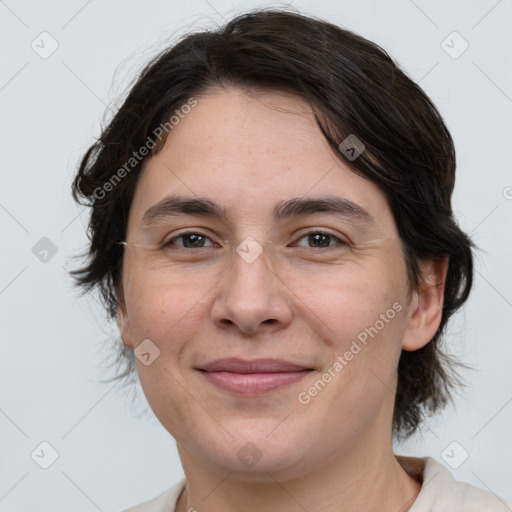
117, 87, 439, 480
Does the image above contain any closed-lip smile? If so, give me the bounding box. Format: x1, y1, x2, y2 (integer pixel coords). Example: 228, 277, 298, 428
197, 357, 314, 394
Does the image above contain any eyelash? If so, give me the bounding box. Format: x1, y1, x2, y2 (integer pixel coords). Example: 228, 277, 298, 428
162, 230, 348, 250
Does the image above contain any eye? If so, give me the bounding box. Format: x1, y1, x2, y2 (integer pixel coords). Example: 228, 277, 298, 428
293, 230, 346, 249
161, 230, 346, 250
163, 231, 218, 249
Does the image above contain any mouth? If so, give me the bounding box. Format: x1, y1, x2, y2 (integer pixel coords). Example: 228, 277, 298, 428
196, 358, 315, 395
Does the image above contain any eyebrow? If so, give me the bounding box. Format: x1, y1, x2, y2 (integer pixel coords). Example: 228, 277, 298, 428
140, 194, 375, 228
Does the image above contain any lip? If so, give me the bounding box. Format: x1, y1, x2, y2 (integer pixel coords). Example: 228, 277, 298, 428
197, 358, 314, 395
199, 357, 311, 373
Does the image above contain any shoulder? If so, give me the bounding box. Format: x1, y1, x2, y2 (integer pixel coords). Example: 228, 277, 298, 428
397, 455, 511, 511
120, 478, 186, 512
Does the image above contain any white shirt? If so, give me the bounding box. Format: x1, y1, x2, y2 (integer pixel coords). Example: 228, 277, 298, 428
122, 456, 511, 511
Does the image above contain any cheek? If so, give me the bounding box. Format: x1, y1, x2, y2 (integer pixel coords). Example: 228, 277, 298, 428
122, 265, 211, 349
123, 269, 209, 435
299, 269, 407, 428
298, 264, 405, 346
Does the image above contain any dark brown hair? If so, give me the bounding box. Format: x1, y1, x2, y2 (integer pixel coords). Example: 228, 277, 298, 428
70, 7, 474, 439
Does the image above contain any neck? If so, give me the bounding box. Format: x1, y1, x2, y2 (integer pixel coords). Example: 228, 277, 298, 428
175, 437, 421, 512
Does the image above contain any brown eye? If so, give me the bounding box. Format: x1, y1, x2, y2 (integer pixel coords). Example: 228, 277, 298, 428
164, 232, 216, 249
294, 231, 346, 249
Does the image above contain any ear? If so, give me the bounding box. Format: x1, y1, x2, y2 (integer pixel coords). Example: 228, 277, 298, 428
116, 289, 134, 349
402, 257, 449, 351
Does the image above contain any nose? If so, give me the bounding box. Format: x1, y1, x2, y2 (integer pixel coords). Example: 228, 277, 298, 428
210, 240, 293, 335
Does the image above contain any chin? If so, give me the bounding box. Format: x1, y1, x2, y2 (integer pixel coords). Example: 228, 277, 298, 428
194, 432, 312, 480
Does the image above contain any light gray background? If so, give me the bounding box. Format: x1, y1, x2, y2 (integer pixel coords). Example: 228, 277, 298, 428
1, 0, 511, 510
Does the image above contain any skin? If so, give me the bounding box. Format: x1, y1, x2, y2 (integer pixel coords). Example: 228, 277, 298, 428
117, 86, 448, 512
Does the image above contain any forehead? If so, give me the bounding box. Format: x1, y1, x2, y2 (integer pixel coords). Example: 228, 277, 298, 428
127, 87, 396, 235
158, 86, 335, 177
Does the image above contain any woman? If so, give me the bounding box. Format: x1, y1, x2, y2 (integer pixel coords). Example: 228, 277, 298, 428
70, 8, 510, 511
